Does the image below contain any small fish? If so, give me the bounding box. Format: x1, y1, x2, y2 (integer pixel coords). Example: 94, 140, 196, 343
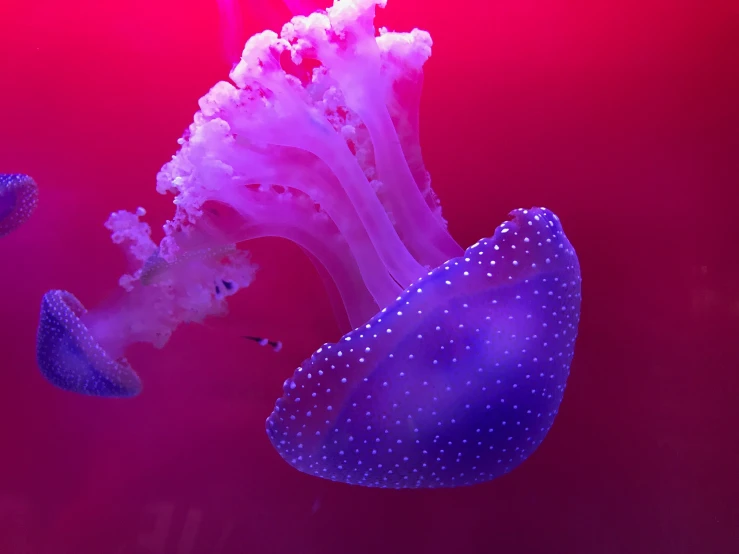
243, 335, 283, 352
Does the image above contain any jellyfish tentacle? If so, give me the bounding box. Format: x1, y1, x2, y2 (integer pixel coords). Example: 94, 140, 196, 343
206, 182, 402, 312
224, 57, 426, 286
193, 185, 394, 324
288, 4, 461, 266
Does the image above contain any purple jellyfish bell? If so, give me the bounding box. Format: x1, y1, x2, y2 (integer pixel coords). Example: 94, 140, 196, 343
0, 173, 38, 237
267, 208, 581, 488
149, 0, 582, 488
36, 290, 143, 398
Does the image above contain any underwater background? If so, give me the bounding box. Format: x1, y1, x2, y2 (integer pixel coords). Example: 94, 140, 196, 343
0, 0, 737, 552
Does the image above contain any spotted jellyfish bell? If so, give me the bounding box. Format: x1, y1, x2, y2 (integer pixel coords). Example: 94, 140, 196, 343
267, 208, 582, 489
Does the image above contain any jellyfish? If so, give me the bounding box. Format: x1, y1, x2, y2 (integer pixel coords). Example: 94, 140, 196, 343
36, 289, 144, 398
150, 0, 581, 487
0, 173, 38, 237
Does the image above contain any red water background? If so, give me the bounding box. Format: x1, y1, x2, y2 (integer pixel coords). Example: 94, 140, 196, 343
0, 0, 737, 552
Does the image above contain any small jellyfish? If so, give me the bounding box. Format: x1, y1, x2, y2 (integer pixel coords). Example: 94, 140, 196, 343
36, 290, 143, 398
152, 0, 583, 488
0, 174, 38, 237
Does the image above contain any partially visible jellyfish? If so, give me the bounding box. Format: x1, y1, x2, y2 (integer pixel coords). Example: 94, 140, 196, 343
0, 174, 38, 237
154, 0, 463, 330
